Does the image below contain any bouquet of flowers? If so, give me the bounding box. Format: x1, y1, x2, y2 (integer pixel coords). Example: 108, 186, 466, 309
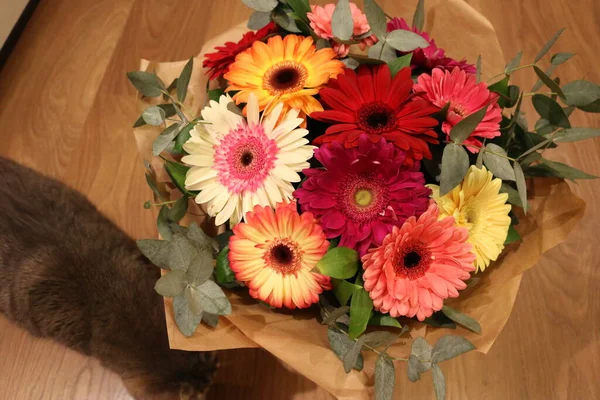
127, 0, 597, 398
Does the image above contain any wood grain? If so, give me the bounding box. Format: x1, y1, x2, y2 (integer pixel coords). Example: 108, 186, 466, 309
0, 0, 598, 399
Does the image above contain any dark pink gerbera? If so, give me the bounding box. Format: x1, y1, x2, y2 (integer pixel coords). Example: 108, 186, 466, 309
294, 135, 430, 256
387, 18, 475, 75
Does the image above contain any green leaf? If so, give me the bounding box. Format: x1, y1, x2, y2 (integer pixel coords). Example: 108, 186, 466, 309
386, 29, 430, 52
441, 305, 481, 334
186, 254, 214, 286
513, 161, 528, 213
578, 99, 600, 113
170, 233, 197, 271
483, 143, 515, 181
475, 145, 484, 169
215, 245, 236, 284
184, 285, 204, 317
215, 231, 234, 251
187, 223, 218, 253
157, 205, 174, 240
287, 0, 311, 22
137, 239, 173, 270
169, 196, 188, 222
241, 0, 278, 12
317, 38, 333, 50
343, 336, 365, 373
248, 11, 272, 30
387, 54, 412, 77
554, 128, 600, 143
551, 52, 575, 66
171, 123, 194, 155
315, 247, 359, 279
375, 354, 395, 400
488, 76, 509, 106
505, 225, 521, 244
367, 41, 396, 63
364, 0, 387, 40
127, 71, 165, 97
562, 80, 600, 107
152, 123, 180, 156
145, 172, 164, 201
362, 331, 398, 348
525, 159, 597, 180
410, 337, 432, 371
432, 335, 476, 364
500, 183, 525, 208
412, 0, 425, 31
449, 106, 488, 144
505, 50, 522, 73
134, 104, 176, 127
520, 151, 542, 167
272, 8, 301, 33
332, 0, 353, 41
155, 270, 188, 297
177, 58, 193, 103
439, 143, 469, 196
422, 311, 457, 329
348, 288, 373, 339
431, 364, 446, 400
332, 279, 361, 305
368, 313, 402, 329
534, 28, 565, 63
532, 95, 571, 129
533, 66, 566, 99
327, 327, 364, 371
227, 101, 244, 116
322, 305, 351, 326
407, 355, 421, 382
207, 89, 225, 103
531, 64, 556, 92
202, 313, 220, 328
476, 55, 482, 83
165, 77, 178, 97
173, 293, 202, 337
192, 280, 232, 315
164, 160, 196, 197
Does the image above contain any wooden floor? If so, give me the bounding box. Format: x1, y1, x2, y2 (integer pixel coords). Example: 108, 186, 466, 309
0, 0, 598, 399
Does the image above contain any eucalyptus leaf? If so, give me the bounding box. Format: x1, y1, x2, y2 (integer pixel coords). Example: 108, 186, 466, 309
500, 183, 525, 208
432, 335, 476, 363
248, 11, 272, 30
227, 102, 244, 116
187, 223, 218, 253
349, 287, 373, 339
422, 311, 457, 329
551, 52, 575, 66
202, 312, 220, 328
368, 313, 402, 329
432, 364, 446, 400
322, 306, 351, 326
184, 285, 204, 317
411, 337, 432, 371
449, 106, 487, 144
127, 71, 165, 97
144, 172, 164, 201
532, 94, 571, 128
578, 99, 600, 113
332, 0, 353, 41
169, 196, 189, 222
316, 38, 332, 50
186, 254, 214, 286
513, 161, 528, 213
343, 336, 365, 373
475, 55, 482, 83
215, 245, 236, 284
193, 280, 232, 315
170, 233, 197, 271
483, 143, 515, 181
441, 305, 481, 334
155, 270, 188, 297
363, 0, 387, 39
137, 239, 173, 270
534, 28, 565, 63
272, 8, 301, 33
368, 41, 397, 63
439, 143, 469, 196
315, 247, 359, 279
386, 29, 430, 52
388, 54, 412, 77
407, 355, 421, 382
554, 128, 600, 143
362, 331, 398, 348
134, 104, 177, 128
505, 50, 522, 73
157, 205, 174, 240
412, 0, 425, 31
152, 123, 181, 156
562, 80, 600, 107
328, 327, 364, 370
141, 105, 166, 126
475, 146, 484, 168
531, 64, 555, 92
287, 0, 311, 22
177, 58, 193, 103
171, 123, 194, 155
164, 160, 196, 197
241, 0, 278, 12
533, 65, 566, 99
375, 354, 395, 400
525, 159, 597, 180
173, 293, 202, 337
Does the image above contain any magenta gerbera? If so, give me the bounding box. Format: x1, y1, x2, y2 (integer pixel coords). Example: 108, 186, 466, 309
294, 135, 430, 256
414, 67, 502, 150
387, 17, 475, 75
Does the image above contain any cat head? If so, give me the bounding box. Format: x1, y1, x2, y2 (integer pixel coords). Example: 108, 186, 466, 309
123, 351, 219, 400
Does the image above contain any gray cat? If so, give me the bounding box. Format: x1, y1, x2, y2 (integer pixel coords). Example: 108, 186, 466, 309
0, 156, 217, 400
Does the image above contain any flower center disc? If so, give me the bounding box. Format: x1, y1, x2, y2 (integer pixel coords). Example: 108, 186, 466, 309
338, 175, 389, 223
354, 189, 373, 207
393, 240, 432, 279
357, 101, 397, 134
265, 238, 301, 274
264, 61, 308, 95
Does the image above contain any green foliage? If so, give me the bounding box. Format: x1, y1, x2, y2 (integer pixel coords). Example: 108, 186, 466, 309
475, 55, 482, 83
483, 143, 515, 181
441, 305, 481, 333
332, 279, 361, 305
551, 52, 575, 66
505, 225, 521, 244
164, 160, 196, 197
412, 0, 425, 31
135, 104, 176, 127
152, 124, 181, 156
505, 50, 522, 73
363, 0, 387, 39
440, 143, 469, 196
386, 29, 430, 52
127, 71, 165, 97
432, 335, 476, 363
368, 313, 402, 329
534, 28, 565, 63
450, 106, 488, 144
173, 293, 203, 337
387, 54, 412, 77
157, 205, 174, 240
422, 311, 457, 329
562, 80, 600, 107
272, 8, 301, 33
525, 159, 597, 180
367, 42, 396, 63
513, 161, 528, 213
554, 128, 600, 143
171, 123, 194, 155
327, 327, 364, 371
215, 245, 236, 284
241, 0, 278, 12
532, 94, 571, 129
343, 336, 366, 373
155, 270, 187, 297
432, 365, 446, 400
315, 247, 359, 279
533, 66, 566, 99
248, 11, 272, 30
375, 354, 395, 400
348, 287, 373, 338
286, 0, 311, 23
177, 58, 194, 103
332, 0, 353, 41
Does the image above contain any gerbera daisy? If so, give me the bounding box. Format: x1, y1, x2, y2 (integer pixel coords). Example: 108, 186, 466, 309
311, 64, 440, 166
224, 34, 344, 115
387, 17, 476, 75
414, 67, 502, 151
361, 204, 476, 321
428, 166, 511, 272
294, 135, 430, 256
229, 202, 331, 309
182, 93, 314, 226
307, 3, 377, 57
203, 22, 278, 80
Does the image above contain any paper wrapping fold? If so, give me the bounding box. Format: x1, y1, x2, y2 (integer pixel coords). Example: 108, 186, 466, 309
132, 1, 586, 398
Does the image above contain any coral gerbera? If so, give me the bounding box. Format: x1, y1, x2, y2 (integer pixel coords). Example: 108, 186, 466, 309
361, 205, 476, 321
224, 34, 344, 116
387, 17, 476, 75
203, 22, 278, 80
294, 135, 430, 256
311, 64, 440, 166
229, 202, 331, 309
428, 166, 512, 272
414, 67, 502, 151
182, 93, 314, 226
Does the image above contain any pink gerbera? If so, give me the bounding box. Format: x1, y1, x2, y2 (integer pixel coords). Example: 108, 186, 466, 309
361, 204, 476, 321
414, 67, 502, 150
387, 17, 475, 75
307, 3, 377, 57
294, 135, 430, 256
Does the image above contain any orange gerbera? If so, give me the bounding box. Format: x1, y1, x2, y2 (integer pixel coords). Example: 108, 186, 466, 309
229, 202, 331, 309
224, 34, 344, 115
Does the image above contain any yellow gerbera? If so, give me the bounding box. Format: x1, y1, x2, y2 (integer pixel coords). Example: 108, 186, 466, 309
224, 34, 344, 116
428, 166, 511, 272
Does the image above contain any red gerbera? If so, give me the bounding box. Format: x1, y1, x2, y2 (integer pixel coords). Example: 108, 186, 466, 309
203, 23, 278, 80
311, 64, 440, 166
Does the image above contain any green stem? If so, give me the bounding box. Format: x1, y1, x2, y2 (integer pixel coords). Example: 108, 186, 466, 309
462, 143, 516, 161
487, 63, 536, 82
160, 90, 189, 124
332, 324, 409, 363
152, 200, 178, 207
522, 92, 557, 97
